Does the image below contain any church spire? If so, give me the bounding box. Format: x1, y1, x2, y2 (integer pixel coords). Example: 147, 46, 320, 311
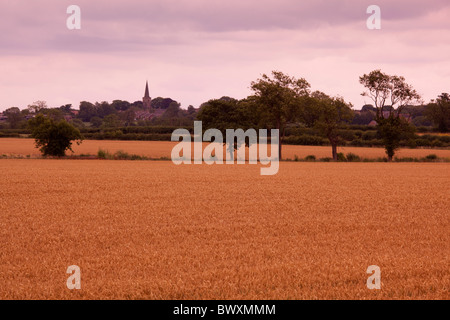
143, 80, 152, 110
144, 81, 150, 98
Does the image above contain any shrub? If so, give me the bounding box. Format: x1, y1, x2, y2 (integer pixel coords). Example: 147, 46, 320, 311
131, 154, 148, 160
97, 148, 112, 159
346, 153, 361, 162
114, 150, 130, 160
337, 153, 347, 162
395, 157, 417, 162
424, 154, 438, 162
304, 155, 316, 162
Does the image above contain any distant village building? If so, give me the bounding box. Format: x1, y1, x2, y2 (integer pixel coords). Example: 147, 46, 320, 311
63, 110, 79, 122
368, 110, 412, 127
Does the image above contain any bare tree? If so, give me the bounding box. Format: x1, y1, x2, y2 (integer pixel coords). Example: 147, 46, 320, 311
27, 101, 48, 114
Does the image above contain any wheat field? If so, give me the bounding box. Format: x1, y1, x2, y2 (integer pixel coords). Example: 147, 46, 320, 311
1, 138, 450, 160
0, 159, 448, 299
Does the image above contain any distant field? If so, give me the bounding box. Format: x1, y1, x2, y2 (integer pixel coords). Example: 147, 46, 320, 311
1, 138, 450, 160
0, 160, 448, 299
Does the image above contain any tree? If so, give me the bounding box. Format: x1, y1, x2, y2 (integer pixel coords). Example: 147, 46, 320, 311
197, 97, 253, 159
162, 102, 181, 124
96, 101, 116, 118
361, 104, 376, 112
27, 101, 48, 114
352, 109, 375, 125
119, 108, 137, 127
359, 70, 421, 161
102, 114, 121, 128
308, 91, 354, 161
90, 116, 103, 128
111, 100, 131, 111
250, 71, 310, 159
28, 114, 83, 157
43, 108, 65, 121
426, 93, 450, 132
152, 97, 179, 110
60, 104, 73, 113
70, 118, 85, 129
78, 101, 97, 122
187, 105, 196, 114
376, 116, 415, 159
4, 107, 24, 129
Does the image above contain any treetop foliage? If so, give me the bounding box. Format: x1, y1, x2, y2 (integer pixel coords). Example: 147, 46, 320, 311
359, 69, 422, 118
28, 114, 83, 157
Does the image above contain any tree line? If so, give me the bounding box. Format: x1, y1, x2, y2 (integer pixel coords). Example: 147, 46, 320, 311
198, 70, 449, 161
1, 69, 449, 159
1, 98, 198, 130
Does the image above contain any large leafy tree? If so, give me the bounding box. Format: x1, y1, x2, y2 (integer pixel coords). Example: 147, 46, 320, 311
197, 97, 253, 132
162, 102, 181, 124
78, 101, 97, 122
197, 97, 254, 159
4, 107, 24, 129
359, 70, 421, 161
111, 100, 131, 112
96, 101, 116, 118
426, 93, 450, 132
28, 114, 83, 157
308, 91, 354, 161
250, 71, 310, 159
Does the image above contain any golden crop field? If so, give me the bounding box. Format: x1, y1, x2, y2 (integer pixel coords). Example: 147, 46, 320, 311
1, 138, 450, 160
0, 159, 448, 299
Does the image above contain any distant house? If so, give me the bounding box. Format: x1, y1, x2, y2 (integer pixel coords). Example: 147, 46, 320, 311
134, 108, 165, 121
63, 110, 79, 122
135, 110, 155, 120
368, 111, 412, 126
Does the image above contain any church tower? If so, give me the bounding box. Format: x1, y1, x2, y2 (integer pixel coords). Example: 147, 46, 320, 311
143, 81, 152, 110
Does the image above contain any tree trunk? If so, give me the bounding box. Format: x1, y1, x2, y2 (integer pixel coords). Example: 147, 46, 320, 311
276, 121, 283, 161
279, 132, 283, 161
332, 143, 338, 161
386, 148, 394, 162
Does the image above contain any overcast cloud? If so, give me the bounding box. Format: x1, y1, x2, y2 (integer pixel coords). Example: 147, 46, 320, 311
1, 0, 449, 110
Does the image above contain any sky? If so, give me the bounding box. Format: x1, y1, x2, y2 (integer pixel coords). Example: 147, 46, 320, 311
1, 0, 449, 112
